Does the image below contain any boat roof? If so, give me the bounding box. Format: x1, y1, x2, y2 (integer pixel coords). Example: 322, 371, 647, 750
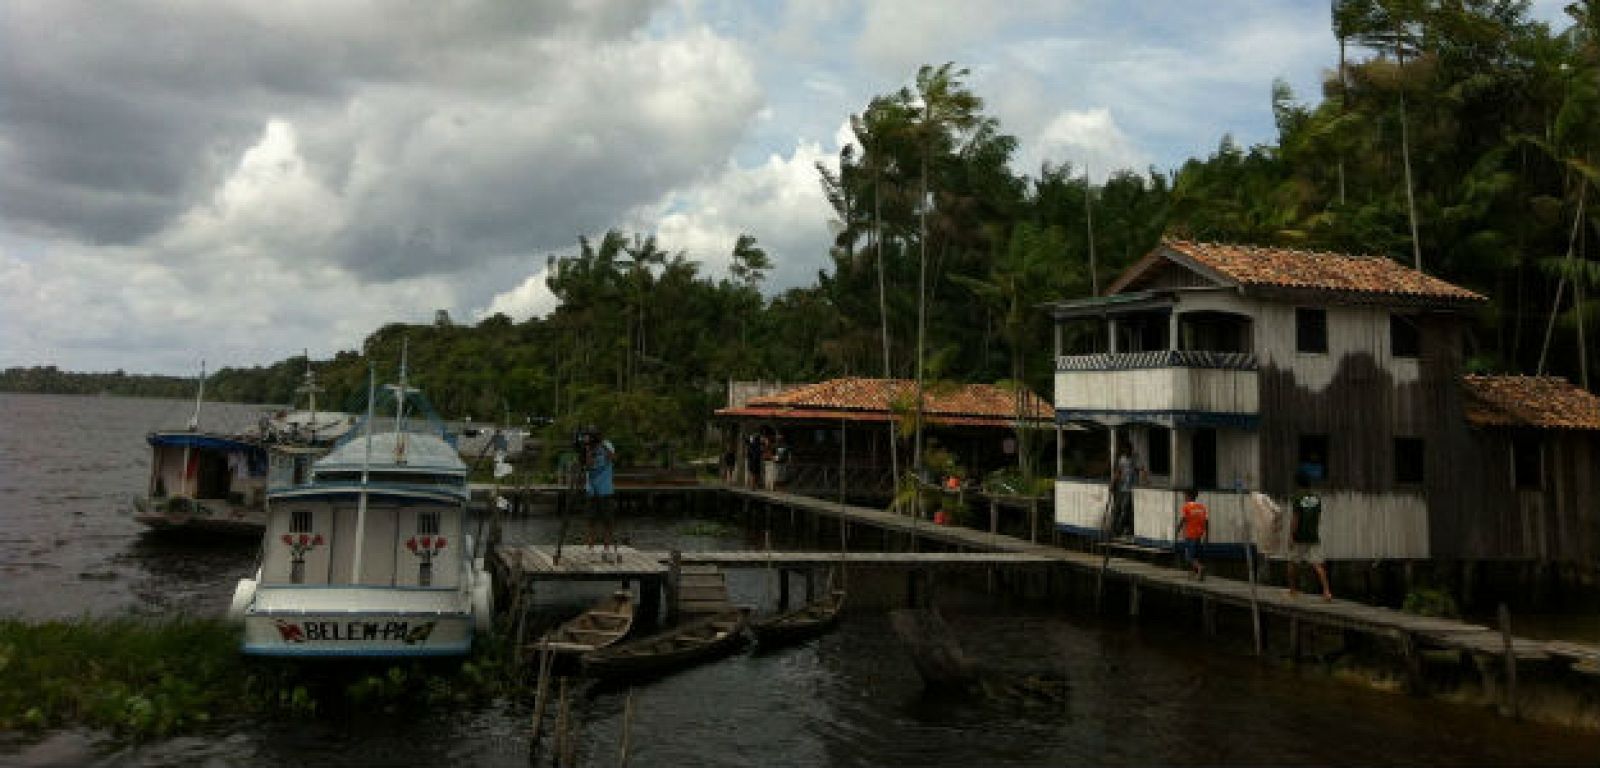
147, 431, 261, 451
316, 431, 466, 475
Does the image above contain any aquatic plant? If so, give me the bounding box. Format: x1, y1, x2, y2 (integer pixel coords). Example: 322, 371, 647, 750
0, 617, 512, 741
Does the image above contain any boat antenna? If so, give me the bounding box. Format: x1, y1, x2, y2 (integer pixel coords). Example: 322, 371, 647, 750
352, 357, 378, 584
187, 359, 206, 431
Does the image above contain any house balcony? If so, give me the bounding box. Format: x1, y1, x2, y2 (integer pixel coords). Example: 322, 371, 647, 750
1054, 350, 1259, 428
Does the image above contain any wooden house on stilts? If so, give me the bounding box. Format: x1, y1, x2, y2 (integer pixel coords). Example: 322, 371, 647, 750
1046, 240, 1600, 587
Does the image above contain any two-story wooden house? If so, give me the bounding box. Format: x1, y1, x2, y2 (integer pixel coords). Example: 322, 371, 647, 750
1046, 241, 1600, 573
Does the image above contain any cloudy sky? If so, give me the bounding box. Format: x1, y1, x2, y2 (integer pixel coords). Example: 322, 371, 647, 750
0, 1, 1574, 374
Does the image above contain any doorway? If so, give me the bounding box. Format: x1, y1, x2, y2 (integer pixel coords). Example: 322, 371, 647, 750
1191, 428, 1217, 490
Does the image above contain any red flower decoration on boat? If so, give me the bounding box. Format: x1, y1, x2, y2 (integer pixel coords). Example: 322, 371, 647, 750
284, 531, 325, 559
406, 534, 446, 559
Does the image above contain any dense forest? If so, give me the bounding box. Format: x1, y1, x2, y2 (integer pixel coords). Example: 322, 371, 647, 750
6, 0, 1596, 459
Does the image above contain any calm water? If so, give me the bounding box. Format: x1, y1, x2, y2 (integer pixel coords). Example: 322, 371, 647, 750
2, 393, 1598, 766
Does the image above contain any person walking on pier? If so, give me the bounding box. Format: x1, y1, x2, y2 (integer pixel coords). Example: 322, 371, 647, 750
583, 427, 619, 562
1286, 472, 1332, 600
1178, 488, 1208, 580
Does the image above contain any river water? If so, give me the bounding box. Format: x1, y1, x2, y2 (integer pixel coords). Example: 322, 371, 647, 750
2, 393, 1597, 766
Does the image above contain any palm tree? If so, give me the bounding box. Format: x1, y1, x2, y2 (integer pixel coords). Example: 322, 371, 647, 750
901, 62, 989, 482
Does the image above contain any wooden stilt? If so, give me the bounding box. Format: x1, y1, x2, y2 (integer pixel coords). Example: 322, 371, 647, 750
1128, 577, 1140, 618
1499, 603, 1519, 718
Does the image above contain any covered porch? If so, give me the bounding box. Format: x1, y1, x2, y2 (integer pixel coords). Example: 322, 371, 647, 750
1047, 292, 1262, 552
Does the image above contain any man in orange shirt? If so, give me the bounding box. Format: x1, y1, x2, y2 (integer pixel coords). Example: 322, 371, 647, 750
1178, 488, 1208, 580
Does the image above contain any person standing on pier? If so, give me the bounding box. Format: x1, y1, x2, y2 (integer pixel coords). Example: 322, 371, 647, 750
584, 427, 618, 562
1109, 444, 1142, 538
1286, 472, 1332, 600
1178, 488, 1208, 580
745, 433, 763, 489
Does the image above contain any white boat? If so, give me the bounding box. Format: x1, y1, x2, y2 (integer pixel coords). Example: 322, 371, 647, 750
231, 356, 492, 657
134, 360, 354, 536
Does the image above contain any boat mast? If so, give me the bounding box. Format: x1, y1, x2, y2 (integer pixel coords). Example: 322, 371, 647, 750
187, 360, 206, 431
180, 360, 205, 500
296, 349, 323, 439
352, 360, 378, 584
385, 339, 416, 465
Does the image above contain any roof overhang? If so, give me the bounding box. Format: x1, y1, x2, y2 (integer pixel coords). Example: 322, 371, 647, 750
1041, 291, 1176, 321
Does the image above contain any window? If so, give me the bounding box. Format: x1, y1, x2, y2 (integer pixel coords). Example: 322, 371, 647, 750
418, 561, 433, 587
1147, 427, 1171, 476
1297, 435, 1329, 483
1512, 434, 1542, 489
1391, 315, 1421, 358
418, 510, 441, 535
1394, 437, 1425, 485
291, 509, 313, 533
1296, 308, 1328, 353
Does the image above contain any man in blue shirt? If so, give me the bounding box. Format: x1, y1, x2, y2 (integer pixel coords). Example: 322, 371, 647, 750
584, 428, 618, 562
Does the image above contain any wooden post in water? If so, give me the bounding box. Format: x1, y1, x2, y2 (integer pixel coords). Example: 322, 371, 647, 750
1028, 497, 1038, 544
617, 689, 635, 768
1244, 542, 1263, 656
554, 677, 571, 765
666, 550, 682, 626
989, 499, 999, 535
1128, 576, 1140, 618
529, 643, 554, 750
1499, 603, 1519, 718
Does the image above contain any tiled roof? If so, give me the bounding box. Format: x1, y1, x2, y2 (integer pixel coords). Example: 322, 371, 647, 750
1462, 375, 1600, 430
715, 377, 1052, 427
1110, 240, 1487, 303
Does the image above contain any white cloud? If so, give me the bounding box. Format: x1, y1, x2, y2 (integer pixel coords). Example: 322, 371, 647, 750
635, 140, 837, 290
1031, 108, 1148, 182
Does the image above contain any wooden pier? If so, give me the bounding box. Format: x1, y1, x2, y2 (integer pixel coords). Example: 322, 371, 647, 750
488, 482, 1599, 717
719, 487, 1600, 677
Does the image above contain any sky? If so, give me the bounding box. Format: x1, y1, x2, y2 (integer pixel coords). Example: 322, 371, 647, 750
0, 0, 1576, 374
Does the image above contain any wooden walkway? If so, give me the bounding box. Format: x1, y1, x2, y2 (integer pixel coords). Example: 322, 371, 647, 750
723, 487, 1600, 670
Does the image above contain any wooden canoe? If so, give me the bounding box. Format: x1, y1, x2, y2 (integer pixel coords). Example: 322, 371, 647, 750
538, 590, 636, 656
582, 608, 748, 679
750, 588, 845, 647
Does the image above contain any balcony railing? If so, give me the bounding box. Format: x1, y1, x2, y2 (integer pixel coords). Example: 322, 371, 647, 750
1054, 351, 1259, 424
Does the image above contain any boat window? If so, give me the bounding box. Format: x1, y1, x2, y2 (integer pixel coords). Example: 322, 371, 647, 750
291, 509, 313, 533
418, 510, 440, 535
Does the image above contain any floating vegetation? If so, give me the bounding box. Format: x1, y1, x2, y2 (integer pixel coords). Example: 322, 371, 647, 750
0, 617, 511, 741
676, 521, 736, 538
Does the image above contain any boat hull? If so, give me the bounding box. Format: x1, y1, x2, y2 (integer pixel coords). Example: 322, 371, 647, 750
134, 497, 264, 536
242, 610, 475, 657
582, 609, 748, 679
